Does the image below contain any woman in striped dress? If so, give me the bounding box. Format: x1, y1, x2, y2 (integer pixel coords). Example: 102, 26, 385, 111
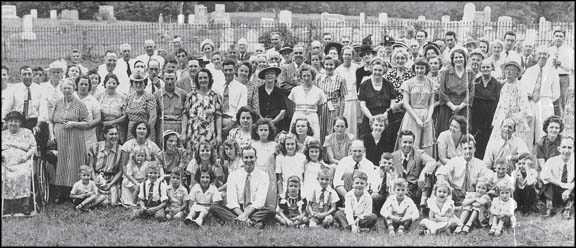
49, 80, 89, 202
317, 57, 347, 144
125, 71, 158, 144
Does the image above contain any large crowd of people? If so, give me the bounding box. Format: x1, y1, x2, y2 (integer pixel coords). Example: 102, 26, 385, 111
1, 28, 574, 236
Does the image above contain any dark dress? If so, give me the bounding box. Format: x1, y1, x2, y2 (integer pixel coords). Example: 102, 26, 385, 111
258, 85, 288, 131
361, 133, 387, 166
355, 66, 372, 92
357, 78, 397, 152
471, 76, 502, 158
383, 68, 415, 153
436, 67, 475, 137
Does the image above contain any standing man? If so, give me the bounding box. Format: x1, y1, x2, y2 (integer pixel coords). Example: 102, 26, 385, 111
502, 31, 521, 64
277, 44, 306, 131
176, 58, 201, 94
237, 38, 252, 62
117, 43, 136, 79
520, 43, 537, 70
97, 50, 130, 96
69, 49, 88, 75
266, 32, 283, 58
521, 46, 560, 144
540, 136, 574, 219
144, 59, 165, 95
322, 32, 333, 47
210, 146, 276, 228
548, 30, 574, 118
2, 66, 43, 131
442, 31, 458, 67
38, 61, 65, 126
212, 60, 248, 138
154, 71, 187, 147
136, 40, 165, 69
172, 35, 183, 54
335, 46, 360, 137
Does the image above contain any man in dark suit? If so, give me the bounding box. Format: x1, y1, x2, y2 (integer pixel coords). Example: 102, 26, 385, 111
276, 44, 306, 131
238, 38, 253, 62
391, 130, 437, 208
521, 43, 538, 70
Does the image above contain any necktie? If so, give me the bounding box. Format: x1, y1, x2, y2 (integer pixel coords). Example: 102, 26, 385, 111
505, 51, 509, 57
319, 188, 326, 206
463, 162, 471, 192
532, 67, 543, 102
402, 157, 409, 177
222, 82, 230, 114
354, 161, 360, 170
561, 163, 568, 183
147, 181, 155, 205
23, 86, 31, 118
125, 59, 132, 76
379, 173, 387, 196
151, 79, 156, 94
244, 173, 251, 208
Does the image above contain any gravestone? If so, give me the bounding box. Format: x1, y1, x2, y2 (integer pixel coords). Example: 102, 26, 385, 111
212, 4, 230, 25
99, 5, 115, 21
441, 15, 450, 22
246, 29, 259, 51
31, 9, 37, 19
2, 5, 17, 19
21, 14, 36, 40
50, 10, 57, 20
215, 4, 225, 14
279, 10, 292, 28
498, 16, 512, 23
195, 5, 208, 24
177, 14, 184, 24
359, 12, 365, 25
320, 12, 329, 24
484, 6, 492, 22
188, 14, 195, 24
379, 13, 388, 25
418, 15, 426, 21
462, 3, 475, 21
61, 9, 79, 20
260, 17, 274, 26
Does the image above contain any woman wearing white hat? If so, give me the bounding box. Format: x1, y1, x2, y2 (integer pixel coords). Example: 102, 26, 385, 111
200, 39, 215, 62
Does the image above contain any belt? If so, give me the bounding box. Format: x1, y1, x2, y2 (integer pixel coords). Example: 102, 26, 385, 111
222, 115, 233, 119
559, 74, 569, 77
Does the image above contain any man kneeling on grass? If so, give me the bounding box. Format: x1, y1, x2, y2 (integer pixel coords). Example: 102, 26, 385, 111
540, 136, 574, 219
132, 163, 168, 221
334, 171, 378, 233
209, 146, 276, 229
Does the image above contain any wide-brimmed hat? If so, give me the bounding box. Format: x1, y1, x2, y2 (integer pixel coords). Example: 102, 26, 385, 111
449, 46, 468, 58
380, 35, 395, 47
422, 42, 441, 55
469, 48, 485, 59
194, 57, 211, 67
324, 42, 343, 55
200, 39, 215, 50
163, 129, 180, 139
501, 60, 523, 74
359, 45, 377, 56
48, 60, 66, 71
4, 111, 25, 122
130, 70, 149, 82
463, 38, 478, 47
279, 45, 294, 54
392, 42, 409, 51
258, 66, 282, 80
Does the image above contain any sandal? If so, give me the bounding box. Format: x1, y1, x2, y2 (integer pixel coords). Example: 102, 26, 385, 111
397, 226, 405, 235
462, 225, 470, 234
488, 227, 496, 236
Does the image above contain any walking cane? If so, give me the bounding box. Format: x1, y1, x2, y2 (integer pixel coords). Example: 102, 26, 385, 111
30, 160, 38, 216
2, 157, 6, 218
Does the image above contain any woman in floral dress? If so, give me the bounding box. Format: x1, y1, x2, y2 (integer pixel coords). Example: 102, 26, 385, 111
96, 74, 127, 143
125, 71, 157, 144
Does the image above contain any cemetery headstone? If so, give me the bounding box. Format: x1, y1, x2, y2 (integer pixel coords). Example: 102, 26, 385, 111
99, 5, 115, 21
50, 10, 57, 20
359, 12, 365, 25
279, 10, 292, 28
418, 15, 425, 21
195, 5, 208, 24
484, 6, 491, 22
178, 14, 184, 24
21, 14, 36, 40
2, 5, 17, 19
379, 13, 388, 25
188, 14, 195, 24
441, 15, 450, 22
462, 3, 475, 21
31, 9, 37, 19
498, 16, 512, 23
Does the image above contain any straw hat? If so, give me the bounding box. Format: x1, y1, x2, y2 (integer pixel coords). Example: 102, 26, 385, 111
258, 66, 282, 80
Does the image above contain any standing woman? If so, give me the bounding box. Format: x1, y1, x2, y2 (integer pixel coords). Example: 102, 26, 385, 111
358, 61, 397, 148
227, 106, 259, 149
236, 62, 260, 113
64, 64, 82, 86
87, 69, 101, 95
76, 75, 102, 151
395, 58, 435, 155
436, 48, 475, 137
96, 74, 127, 143
355, 45, 376, 92
48, 80, 89, 203
251, 54, 269, 84
288, 65, 327, 141
2, 111, 37, 215
258, 66, 287, 131
310, 53, 326, 76
489, 40, 504, 80
125, 71, 157, 144
316, 57, 347, 144
251, 118, 279, 208
478, 40, 490, 57
335, 47, 360, 137
200, 39, 215, 62
185, 68, 222, 153
471, 59, 502, 158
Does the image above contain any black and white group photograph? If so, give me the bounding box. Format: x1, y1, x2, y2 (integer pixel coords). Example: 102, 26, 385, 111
1, 1, 574, 246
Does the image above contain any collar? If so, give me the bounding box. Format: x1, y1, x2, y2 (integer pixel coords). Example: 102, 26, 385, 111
162, 88, 182, 97
293, 62, 303, 69
401, 150, 412, 159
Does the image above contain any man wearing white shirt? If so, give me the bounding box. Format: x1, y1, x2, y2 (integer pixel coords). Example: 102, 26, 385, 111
69, 49, 89, 75
334, 140, 381, 213
442, 31, 458, 67
521, 46, 560, 143
502, 31, 522, 64
117, 43, 136, 78
97, 50, 130, 96
548, 30, 574, 118
540, 136, 574, 219
2, 66, 43, 131
212, 60, 248, 138
38, 61, 65, 124
135, 40, 165, 69
484, 118, 530, 171
209, 146, 276, 228
265, 32, 283, 58
143, 59, 164, 95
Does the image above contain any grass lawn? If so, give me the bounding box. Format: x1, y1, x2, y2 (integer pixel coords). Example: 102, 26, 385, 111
1, 203, 574, 246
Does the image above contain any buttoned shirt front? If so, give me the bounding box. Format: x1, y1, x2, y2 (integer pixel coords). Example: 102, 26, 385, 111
38, 80, 64, 122
484, 136, 529, 170
548, 44, 574, 75
135, 53, 165, 69
2, 82, 43, 121
380, 195, 419, 221
154, 87, 187, 121
436, 157, 494, 190
211, 79, 248, 119
226, 167, 269, 210
521, 63, 560, 101
540, 155, 575, 184
344, 190, 372, 224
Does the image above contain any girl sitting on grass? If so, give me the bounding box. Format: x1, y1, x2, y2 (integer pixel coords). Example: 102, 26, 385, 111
184, 168, 222, 228
276, 176, 309, 228
419, 182, 460, 235
276, 133, 306, 196
455, 179, 492, 234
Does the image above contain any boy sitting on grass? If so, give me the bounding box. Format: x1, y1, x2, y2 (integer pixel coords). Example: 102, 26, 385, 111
307, 168, 340, 228
132, 163, 168, 221
70, 165, 107, 211
380, 178, 419, 236
334, 171, 378, 233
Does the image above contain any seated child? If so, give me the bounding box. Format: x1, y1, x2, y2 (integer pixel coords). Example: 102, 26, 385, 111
184, 168, 222, 228
165, 167, 190, 220
334, 171, 378, 233
380, 178, 419, 236
419, 182, 460, 235
455, 179, 491, 234
487, 158, 514, 198
276, 176, 309, 228
489, 182, 517, 236
307, 168, 340, 228
70, 165, 107, 211
511, 153, 538, 216
376, 152, 399, 212
132, 163, 169, 221
121, 148, 157, 207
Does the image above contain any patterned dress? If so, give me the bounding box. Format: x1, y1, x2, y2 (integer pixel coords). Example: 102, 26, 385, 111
125, 92, 157, 144
316, 74, 347, 144
185, 89, 222, 152
242, 80, 260, 114
2, 128, 37, 199
383, 68, 416, 149
79, 94, 101, 151
227, 127, 253, 149
95, 91, 127, 143
51, 98, 89, 188
489, 79, 532, 149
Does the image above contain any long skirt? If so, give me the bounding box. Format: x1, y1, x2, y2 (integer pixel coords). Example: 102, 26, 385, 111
3, 149, 33, 200
318, 101, 342, 144
342, 99, 359, 138
290, 111, 321, 141
54, 124, 88, 189
395, 108, 434, 155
